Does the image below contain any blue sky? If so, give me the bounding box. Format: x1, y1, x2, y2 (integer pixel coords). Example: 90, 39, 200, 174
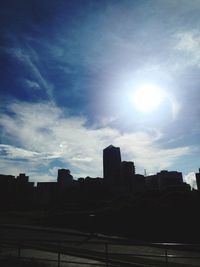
0, 0, 200, 187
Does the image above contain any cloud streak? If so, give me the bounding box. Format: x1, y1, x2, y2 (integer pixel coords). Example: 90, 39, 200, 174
0, 144, 62, 160
6, 45, 54, 98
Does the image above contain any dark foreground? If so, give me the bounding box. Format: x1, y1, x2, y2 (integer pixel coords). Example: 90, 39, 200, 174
0, 202, 200, 244
1, 224, 200, 267
0, 258, 48, 267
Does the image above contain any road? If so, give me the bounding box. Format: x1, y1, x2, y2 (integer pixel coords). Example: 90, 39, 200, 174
0, 224, 200, 267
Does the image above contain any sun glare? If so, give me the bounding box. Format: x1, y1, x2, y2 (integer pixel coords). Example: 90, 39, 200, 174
132, 84, 164, 112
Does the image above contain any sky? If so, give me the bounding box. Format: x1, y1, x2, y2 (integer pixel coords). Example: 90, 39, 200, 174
0, 0, 200, 187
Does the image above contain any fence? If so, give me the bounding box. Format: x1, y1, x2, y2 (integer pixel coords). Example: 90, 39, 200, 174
1, 230, 200, 266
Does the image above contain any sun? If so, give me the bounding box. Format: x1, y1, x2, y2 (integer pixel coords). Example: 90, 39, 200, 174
132, 84, 164, 112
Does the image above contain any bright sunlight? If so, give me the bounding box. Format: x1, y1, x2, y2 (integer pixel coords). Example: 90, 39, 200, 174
132, 84, 164, 112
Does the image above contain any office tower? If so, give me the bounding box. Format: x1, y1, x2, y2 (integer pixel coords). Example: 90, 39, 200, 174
103, 145, 121, 185
196, 169, 200, 191
121, 161, 135, 188
57, 169, 73, 186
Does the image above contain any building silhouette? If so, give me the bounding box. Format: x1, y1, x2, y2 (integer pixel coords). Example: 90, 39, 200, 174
146, 170, 190, 192
196, 169, 200, 191
36, 182, 58, 205
133, 174, 145, 193
103, 145, 122, 185
57, 169, 73, 187
16, 173, 29, 183
145, 174, 159, 191
157, 170, 183, 190
0, 173, 34, 208
120, 161, 135, 190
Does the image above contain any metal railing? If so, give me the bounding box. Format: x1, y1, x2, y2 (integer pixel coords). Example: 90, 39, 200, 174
1, 229, 200, 266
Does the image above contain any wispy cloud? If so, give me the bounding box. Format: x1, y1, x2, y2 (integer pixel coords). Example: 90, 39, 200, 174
174, 30, 200, 68
0, 144, 62, 160
6, 46, 53, 98
25, 80, 40, 90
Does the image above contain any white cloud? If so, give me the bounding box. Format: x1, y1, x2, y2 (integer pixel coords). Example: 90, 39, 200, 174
184, 172, 197, 189
114, 132, 192, 174
0, 101, 194, 182
0, 144, 62, 160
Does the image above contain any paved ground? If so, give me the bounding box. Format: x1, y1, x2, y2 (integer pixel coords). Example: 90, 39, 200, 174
1, 224, 200, 267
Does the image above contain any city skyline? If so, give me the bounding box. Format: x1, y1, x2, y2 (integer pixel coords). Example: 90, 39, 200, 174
1, 1, 200, 188
0, 144, 198, 190
0, 144, 196, 192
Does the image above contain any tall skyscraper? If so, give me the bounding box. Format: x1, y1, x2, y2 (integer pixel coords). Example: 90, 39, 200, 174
103, 145, 121, 185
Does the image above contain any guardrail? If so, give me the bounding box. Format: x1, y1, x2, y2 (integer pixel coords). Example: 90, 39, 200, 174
1, 228, 200, 267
